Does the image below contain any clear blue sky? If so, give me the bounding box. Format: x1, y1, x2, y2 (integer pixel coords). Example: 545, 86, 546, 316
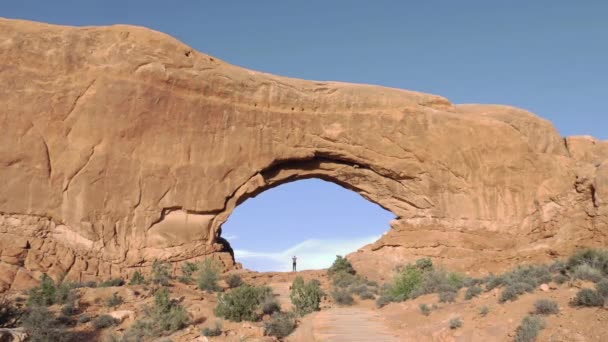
3, 1, 606, 270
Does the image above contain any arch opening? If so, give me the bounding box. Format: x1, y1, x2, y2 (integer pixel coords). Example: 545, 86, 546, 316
219, 178, 396, 272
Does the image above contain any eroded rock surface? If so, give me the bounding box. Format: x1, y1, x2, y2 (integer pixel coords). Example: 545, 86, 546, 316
0, 18, 606, 289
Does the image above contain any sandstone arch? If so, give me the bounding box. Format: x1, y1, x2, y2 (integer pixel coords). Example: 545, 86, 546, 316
0, 19, 607, 289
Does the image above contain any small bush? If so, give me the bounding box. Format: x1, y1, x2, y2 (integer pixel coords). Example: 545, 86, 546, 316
449, 317, 463, 330
202, 322, 222, 337
415, 258, 434, 272
261, 294, 281, 315
331, 288, 354, 306
328, 255, 355, 276
331, 272, 358, 289
499, 282, 535, 303
515, 315, 545, 342
93, 314, 118, 329
129, 271, 146, 285
127, 287, 191, 338
27, 274, 57, 306
553, 274, 569, 285
573, 264, 604, 283
214, 285, 266, 322
61, 301, 78, 316
99, 278, 126, 288
359, 291, 375, 300
264, 311, 296, 338
78, 314, 92, 324
0, 296, 21, 327
376, 294, 393, 308
290, 277, 323, 316
106, 293, 124, 308
389, 266, 423, 301
23, 305, 68, 342
464, 286, 482, 300
439, 291, 457, 303
479, 306, 490, 317
573, 288, 604, 307
533, 299, 559, 315
567, 249, 608, 276
197, 259, 221, 293
152, 260, 172, 286
226, 274, 244, 288
596, 278, 608, 298
179, 262, 199, 284
419, 304, 431, 316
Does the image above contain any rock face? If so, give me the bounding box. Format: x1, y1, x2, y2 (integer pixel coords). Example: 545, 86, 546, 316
0, 18, 606, 289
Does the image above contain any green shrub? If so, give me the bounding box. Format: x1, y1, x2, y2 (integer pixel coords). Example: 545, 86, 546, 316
515, 315, 545, 342
127, 287, 190, 337
499, 282, 535, 303
197, 259, 221, 293
0, 295, 21, 328
389, 265, 423, 301
178, 262, 199, 284
439, 290, 457, 303
78, 314, 92, 324
533, 299, 559, 315
572, 264, 603, 282
261, 293, 281, 315
479, 306, 490, 317
465, 286, 482, 300
331, 272, 358, 289
553, 274, 569, 285
93, 315, 118, 329
226, 274, 244, 288
290, 277, 323, 316
331, 288, 354, 306
415, 258, 434, 272
419, 303, 431, 316
449, 317, 463, 330
596, 278, 608, 298
328, 255, 355, 276
129, 271, 146, 285
573, 288, 604, 307
214, 285, 266, 322
202, 322, 222, 337
567, 249, 608, 276
23, 305, 68, 342
61, 301, 77, 316
84, 281, 98, 288
359, 291, 375, 300
99, 278, 126, 288
375, 294, 393, 308
106, 293, 124, 308
152, 260, 172, 286
264, 311, 296, 338
28, 274, 57, 306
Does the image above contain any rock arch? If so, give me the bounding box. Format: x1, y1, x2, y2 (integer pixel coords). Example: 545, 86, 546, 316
0, 19, 606, 289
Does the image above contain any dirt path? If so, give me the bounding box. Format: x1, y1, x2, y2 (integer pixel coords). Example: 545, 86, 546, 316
307, 307, 400, 342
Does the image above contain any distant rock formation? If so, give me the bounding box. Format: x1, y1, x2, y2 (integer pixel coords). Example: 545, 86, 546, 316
0, 18, 606, 290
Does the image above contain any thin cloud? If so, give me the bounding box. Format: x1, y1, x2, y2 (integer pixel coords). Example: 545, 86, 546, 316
234, 235, 379, 272
222, 234, 238, 241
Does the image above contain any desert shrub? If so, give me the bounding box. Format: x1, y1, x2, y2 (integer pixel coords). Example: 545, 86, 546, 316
106, 293, 124, 308
549, 260, 567, 273
99, 278, 126, 288
499, 282, 535, 304
331, 288, 354, 306
152, 260, 172, 286
479, 305, 490, 317
197, 259, 221, 293
439, 290, 457, 303
23, 305, 68, 342
0, 296, 21, 327
264, 311, 296, 338
572, 264, 603, 282
178, 262, 199, 284
534, 299, 559, 315
376, 294, 393, 308
129, 271, 146, 285
328, 255, 355, 276
93, 314, 118, 329
465, 286, 482, 300
61, 301, 78, 316
331, 271, 359, 289
126, 287, 190, 338
553, 274, 569, 285
78, 314, 92, 324
359, 291, 375, 300
349, 283, 369, 296
415, 258, 434, 271
596, 278, 608, 298
573, 288, 604, 307
389, 265, 423, 300
449, 317, 463, 330
567, 249, 608, 276
226, 274, 244, 288
28, 274, 57, 306
202, 321, 222, 337
419, 303, 431, 316
290, 277, 323, 316
215, 285, 267, 322
261, 293, 281, 315
486, 265, 552, 298
84, 280, 98, 288
515, 315, 545, 342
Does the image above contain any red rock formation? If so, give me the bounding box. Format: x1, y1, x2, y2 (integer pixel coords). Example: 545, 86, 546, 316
0, 18, 606, 289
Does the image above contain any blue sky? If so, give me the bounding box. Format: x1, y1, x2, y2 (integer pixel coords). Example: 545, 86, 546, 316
3, 1, 606, 271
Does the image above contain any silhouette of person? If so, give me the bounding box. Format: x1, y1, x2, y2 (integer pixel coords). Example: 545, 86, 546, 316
292, 255, 297, 272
